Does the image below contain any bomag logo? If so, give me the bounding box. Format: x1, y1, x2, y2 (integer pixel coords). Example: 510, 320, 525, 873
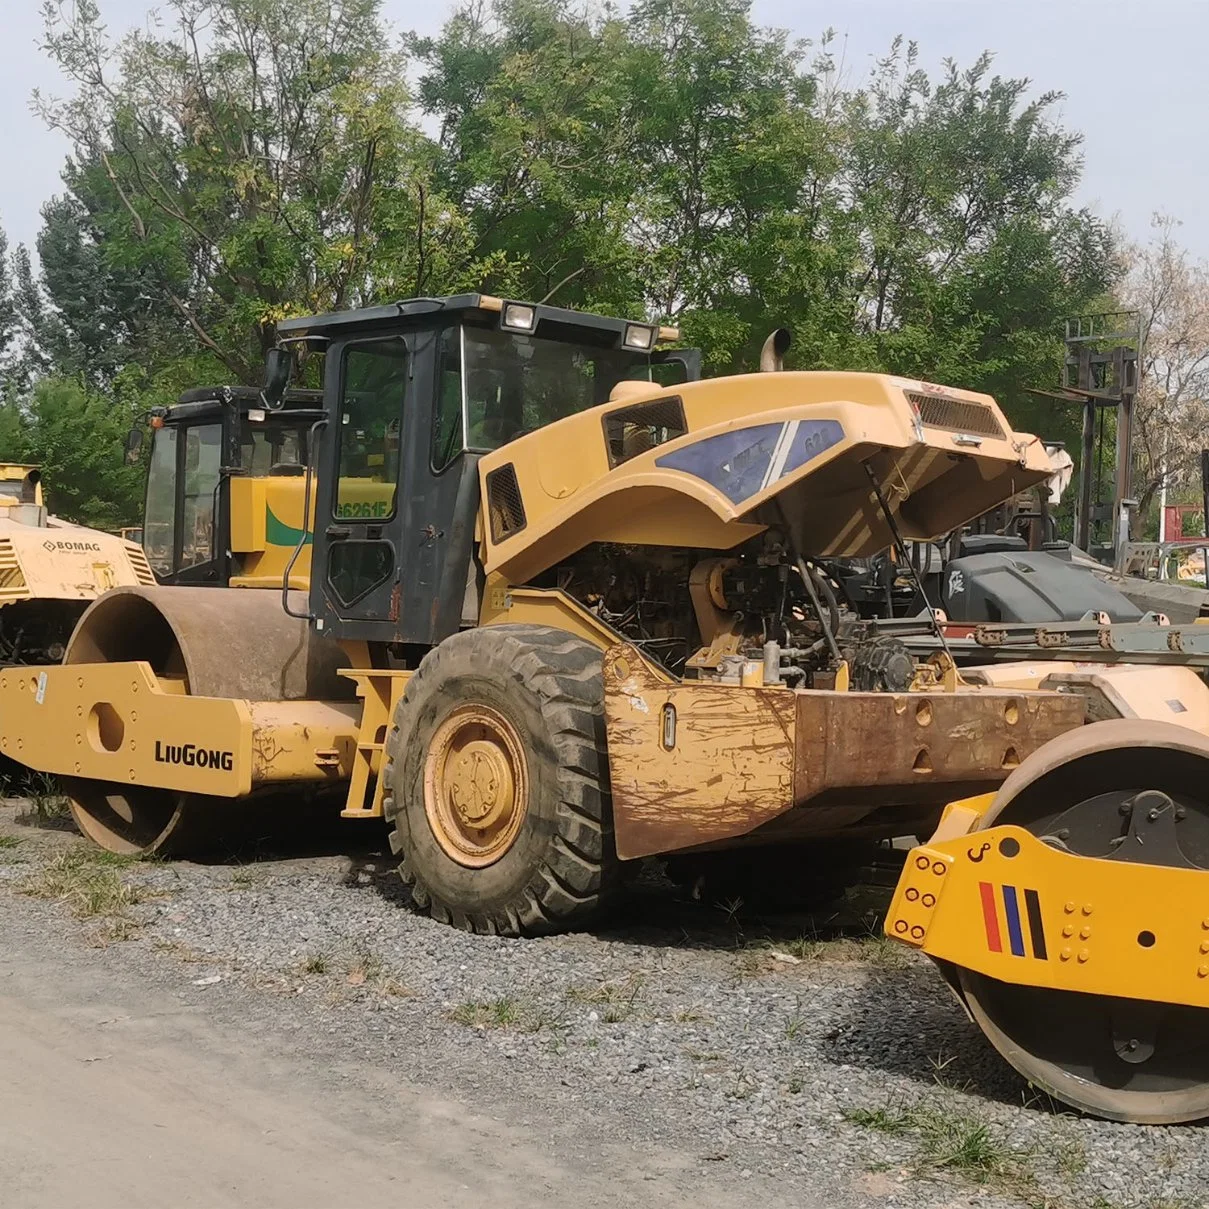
335, 500, 391, 519
154, 740, 235, 772
42, 539, 102, 553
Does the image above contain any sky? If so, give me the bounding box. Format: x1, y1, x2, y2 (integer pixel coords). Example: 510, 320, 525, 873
1, 0, 1205, 261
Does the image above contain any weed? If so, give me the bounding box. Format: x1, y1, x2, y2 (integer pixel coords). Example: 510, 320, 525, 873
20, 848, 143, 918
1052, 1131, 1086, 1179
89, 917, 141, 947
784, 997, 807, 1041
27, 773, 69, 822
378, 976, 415, 998
927, 1048, 972, 1094
0, 834, 21, 849
566, 973, 644, 1022
152, 939, 207, 963
844, 1103, 915, 1135
845, 1098, 1021, 1183
301, 953, 330, 975
672, 1006, 706, 1024
228, 867, 259, 889
345, 948, 384, 985
758, 926, 910, 968
449, 997, 522, 1028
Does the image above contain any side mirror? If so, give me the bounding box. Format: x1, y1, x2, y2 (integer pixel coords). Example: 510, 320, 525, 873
123, 426, 144, 465
262, 348, 294, 410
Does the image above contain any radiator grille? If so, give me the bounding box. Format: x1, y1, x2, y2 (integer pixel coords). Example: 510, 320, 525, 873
603, 396, 687, 467
0, 538, 26, 599
486, 463, 526, 543
125, 544, 157, 586
908, 392, 1005, 440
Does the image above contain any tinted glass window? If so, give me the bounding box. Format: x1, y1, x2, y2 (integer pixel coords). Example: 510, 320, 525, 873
461, 326, 653, 450
240, 420, 309, 475
179, 423, 222, 569
431, 327, 465, 472
328, 541, 394, 607
337, 341, 406, 520
143, 426, 178, 576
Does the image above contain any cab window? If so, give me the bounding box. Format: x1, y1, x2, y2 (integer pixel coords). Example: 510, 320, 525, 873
179, 423, 222, 568
337, 340, 406, 521
143, 425, 178, 576
240, 420, 309, 475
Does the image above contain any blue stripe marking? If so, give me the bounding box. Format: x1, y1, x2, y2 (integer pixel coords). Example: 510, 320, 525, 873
654, 424, 781, 503
1001, 885, 1026, 957
781, 419, 845, 478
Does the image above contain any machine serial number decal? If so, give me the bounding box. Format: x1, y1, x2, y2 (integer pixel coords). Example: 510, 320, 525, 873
979, 881, 1048, 960
154, 741, 235, 772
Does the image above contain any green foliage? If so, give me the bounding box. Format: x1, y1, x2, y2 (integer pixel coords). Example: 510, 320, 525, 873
20, 378, 143, 528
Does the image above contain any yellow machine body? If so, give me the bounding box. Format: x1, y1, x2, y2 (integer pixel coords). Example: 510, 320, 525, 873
0, 464, 155, 603
226, 475, 395, 590
477, 370, 1054, 586
888, 820, 1209, 1010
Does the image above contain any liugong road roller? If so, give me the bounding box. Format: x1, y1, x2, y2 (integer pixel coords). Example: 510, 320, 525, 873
6, 293, 1209, 1122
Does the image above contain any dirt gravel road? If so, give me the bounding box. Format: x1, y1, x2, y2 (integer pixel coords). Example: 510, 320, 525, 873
0, 893, 807, 1209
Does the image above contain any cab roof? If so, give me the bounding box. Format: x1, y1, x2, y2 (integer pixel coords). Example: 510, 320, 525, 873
274, 294, 673, 350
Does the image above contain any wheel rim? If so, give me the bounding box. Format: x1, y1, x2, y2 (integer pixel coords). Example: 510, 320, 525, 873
423, 704, 529, 868
958, 721, 1209, 1123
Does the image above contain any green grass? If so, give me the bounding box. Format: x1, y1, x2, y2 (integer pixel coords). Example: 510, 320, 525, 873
0, 834, 22, 849
20, 848, 145, 918
784, 997, 807, 1040
449, 997, 523, 1028
27, 773, 69, 822
844, 1100, 1023, 1182
301, 952, 329, 975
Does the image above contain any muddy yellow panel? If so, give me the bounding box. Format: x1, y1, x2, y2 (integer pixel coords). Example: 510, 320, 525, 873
600, 644, 1085, 860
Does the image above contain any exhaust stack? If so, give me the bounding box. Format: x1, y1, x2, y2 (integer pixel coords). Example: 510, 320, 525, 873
759, 328, 792, 372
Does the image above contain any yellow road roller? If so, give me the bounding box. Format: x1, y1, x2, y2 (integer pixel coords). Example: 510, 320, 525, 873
0, 293, 1074, 875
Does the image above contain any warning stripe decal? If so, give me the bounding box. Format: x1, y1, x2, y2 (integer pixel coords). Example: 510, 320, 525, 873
1023, 888, 1048, 960
979, 881, 1048, 961
978, 881, 1002, 953
1002, 885, 1026, 957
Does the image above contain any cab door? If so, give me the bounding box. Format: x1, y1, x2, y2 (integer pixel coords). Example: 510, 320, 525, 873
311, 335, 411, 637
142, 419, 225, 584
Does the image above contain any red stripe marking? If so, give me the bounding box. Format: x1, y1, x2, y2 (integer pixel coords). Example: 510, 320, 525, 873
979, 881, 1003, 953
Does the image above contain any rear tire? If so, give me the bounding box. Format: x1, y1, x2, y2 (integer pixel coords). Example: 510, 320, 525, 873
382, 625, 618, 935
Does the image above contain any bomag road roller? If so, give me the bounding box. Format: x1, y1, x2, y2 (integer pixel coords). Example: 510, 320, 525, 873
0, 293, 1084, 897
0, 463, 156, 666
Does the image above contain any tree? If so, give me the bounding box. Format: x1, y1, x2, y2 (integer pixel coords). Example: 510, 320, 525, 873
37, 0, 479, 382
834, 42, 1118, 429
1124, 217, 1209, 531
18, 377, 144, 528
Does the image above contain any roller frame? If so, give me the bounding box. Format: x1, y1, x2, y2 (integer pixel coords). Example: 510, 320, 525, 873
0, 661, 358, 795
886, 822, 1209, 1011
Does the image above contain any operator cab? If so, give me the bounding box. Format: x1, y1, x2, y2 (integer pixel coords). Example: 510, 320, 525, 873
140, 386, 324, 584
271, 295, 697, 646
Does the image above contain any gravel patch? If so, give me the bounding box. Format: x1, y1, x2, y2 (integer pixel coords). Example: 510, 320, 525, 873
0, 799, 1199, 1209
